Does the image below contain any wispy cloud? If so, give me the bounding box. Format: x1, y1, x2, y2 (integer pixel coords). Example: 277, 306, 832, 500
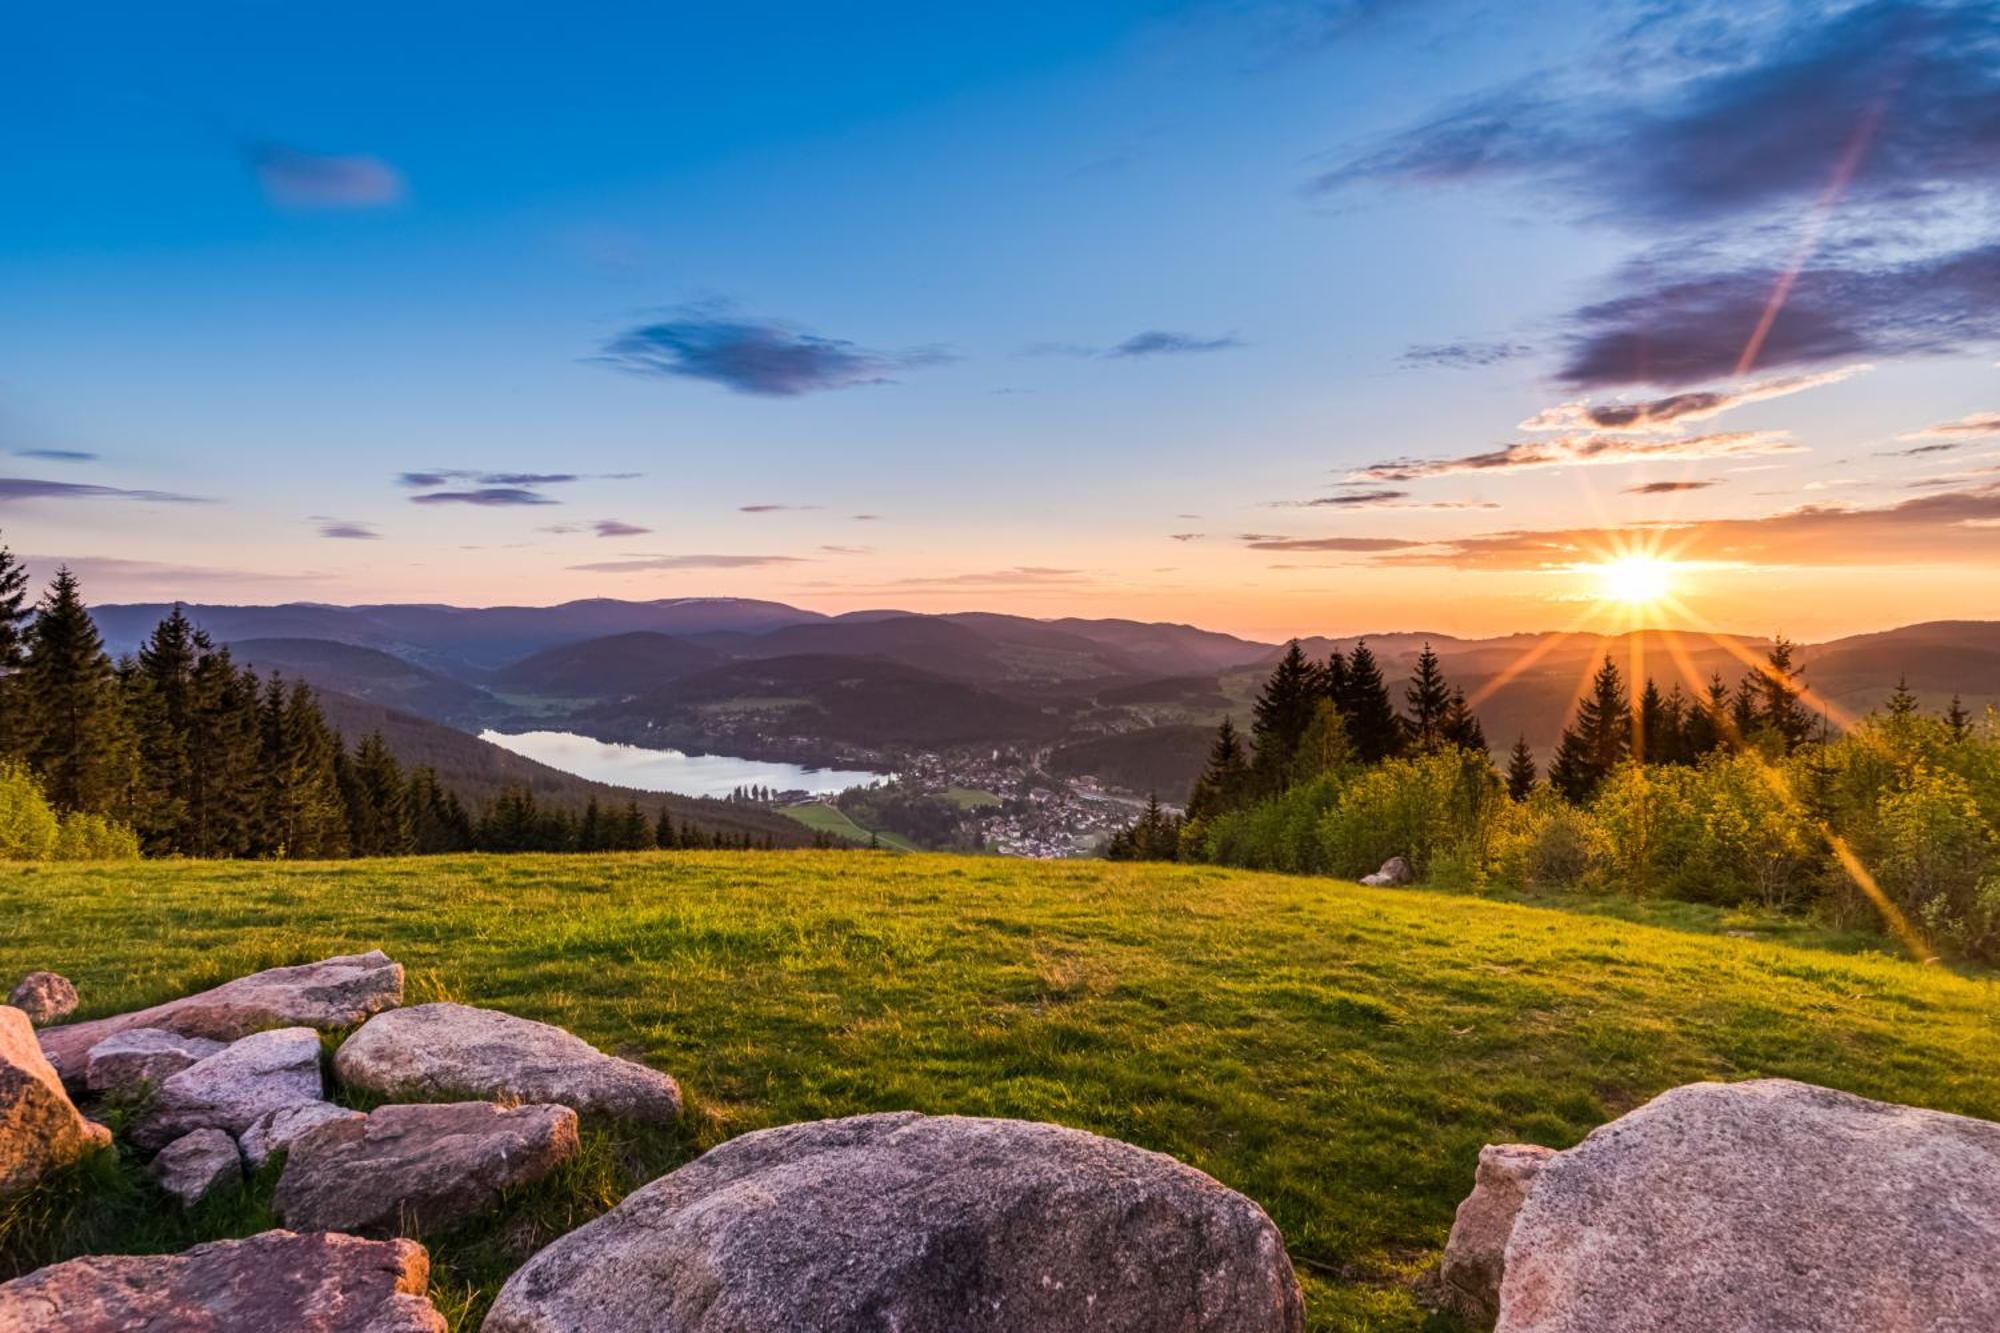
817, 544, 873, 556
1107, 330, 1243, 358
593, 519, 650, 537
1243, 535, 1431, 552
1899, 411, 2000, 441
598, 309, 953, 396
248, 143, 405, 210
1270, 489, 1501, 511
314, 519, 379, 540
1399, 341, 1529, 370
739, 503, 822, 514
409, 488, 558, 507
1625, 480, 1717, 494
12, 449, 97, 462
569, 553, 807, 572
1520, 367, 1867, 434
1347, 430, 1799, 483
1168, 532, 1206, 542
0, 478, 208, 504
884, 566, 1088, 587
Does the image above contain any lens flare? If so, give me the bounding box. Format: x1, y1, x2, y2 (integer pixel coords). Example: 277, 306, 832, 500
1592, 556, 1675, 606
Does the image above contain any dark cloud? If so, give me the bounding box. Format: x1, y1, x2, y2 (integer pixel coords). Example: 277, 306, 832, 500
248, 143, 404, 210
569, 553, 808, 573
1878, 441, 1964, 458
1243, 535, 1431, 552
481, 472, 578, 486
851, 513, 883, 522
739, 503, 822, 513
1624, 480, 1718, 494
398, 471, 459, 488
1521, 366, 1867, 433
593, 519, 649, 537
1399, 341, 1530, 370
318, 522, 379, 540
409, 488, 558, 507
1168, 532, 1206, 542
398, 469, 600, 488
598, 311, 952, 396
1279, 488, 1409, 507
0, 478, 207, 504
13, 449, 97, 462
1348, 429, 1798, 482
1108, 331, 1243, 358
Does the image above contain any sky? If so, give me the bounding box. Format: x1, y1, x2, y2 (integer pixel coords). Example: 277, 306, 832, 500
3, 0, 1997, 641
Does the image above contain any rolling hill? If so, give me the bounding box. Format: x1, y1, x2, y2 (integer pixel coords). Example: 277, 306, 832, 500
489, 631, 724, 700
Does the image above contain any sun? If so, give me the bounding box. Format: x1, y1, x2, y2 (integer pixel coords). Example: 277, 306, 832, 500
1593, 556, 1676, 606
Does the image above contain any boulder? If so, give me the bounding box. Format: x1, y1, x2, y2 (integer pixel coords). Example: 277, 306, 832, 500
7, 973, 77, 1027
484, 1112, 1304, 1333
152, 1127, 243, 1207
37, 950, 402, 1083
133, 1027, 325, 1151
1437, 1143, 1554, 1325
83, 1027, 228, 1095
274, 1100, 580, 1237
1496, 1078, 2000, 1333
1359, 856, 1413, 887
0, 1005, 111, 1194
334, 1003, 679, 1124
240, 1100, 365, 1172
0, 1228, 446, 1332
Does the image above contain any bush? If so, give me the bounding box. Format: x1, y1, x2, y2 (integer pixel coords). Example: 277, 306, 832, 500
0, 763, 60, 860
1490, 789, 1602, 891
53, 812, 141, 862
1317, 749, 1503, 881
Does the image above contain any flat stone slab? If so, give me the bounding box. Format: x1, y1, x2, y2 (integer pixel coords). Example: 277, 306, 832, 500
1497, 1078, 2000, 1333
133, 1027, 325, 1152
485, 1111, 1304, 1333
153, 1128, 243, 1207
334, 1003, 680, 1124
0, 1228, 446, 1332
8, 973, 77, 1027
274, 1100, 580, 1237
84, 1027, 228, 1095
0, 1005, 111, 1194
38, 950, 403, 1083
240, 1100, 365, 1172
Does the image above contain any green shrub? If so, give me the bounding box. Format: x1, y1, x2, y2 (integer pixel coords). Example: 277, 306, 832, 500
0, 763, 60, 861
53, 812, 141, 862
1317, 748, 1503, 881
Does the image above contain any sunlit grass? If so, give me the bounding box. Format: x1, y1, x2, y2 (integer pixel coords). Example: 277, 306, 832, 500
4, 851, 1997, 1330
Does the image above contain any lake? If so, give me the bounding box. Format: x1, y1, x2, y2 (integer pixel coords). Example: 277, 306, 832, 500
480, 729, 884, 799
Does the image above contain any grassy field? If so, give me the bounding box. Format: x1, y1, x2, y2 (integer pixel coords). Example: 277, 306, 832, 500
777, 802, 923, 851
4, 853, 1998, 1329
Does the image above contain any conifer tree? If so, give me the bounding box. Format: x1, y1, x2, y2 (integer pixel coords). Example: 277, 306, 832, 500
0, 534, 31, 760
1885, 675, 1919, 718
131, 608, 199, 850
183, 645, 262, 856
656, 806, 677, 849
1756, 636, 1813, 751
1441, 687, 1487, 754
1403, 643, 1452, 750
19, 567, 133, 813
1249, 641, 1320, 792
1504, 735, 1538, 801
344, 731, 411, 856
1293, 699, 1354, 781
578, 796, 604, 852
1684, 673, 1729, 757
1946, 694, 1972, 741
1636, 679, 1677, 765
611, 800, 650, 850
260, 679, 347, 858
1729, 673, 1761, 746
1185, 716, 1249, 821
1320, 648, 1349, 711
1548, 655, 1631, 803
1339, 639, 1403, 763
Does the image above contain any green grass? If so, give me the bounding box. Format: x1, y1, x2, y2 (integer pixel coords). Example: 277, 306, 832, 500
4, 853, 1998, 1330
944, 786, 1002, 809
777, 802, 922, 851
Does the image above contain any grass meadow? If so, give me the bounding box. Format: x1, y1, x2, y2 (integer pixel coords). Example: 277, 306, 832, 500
4, 851, 1998, 1329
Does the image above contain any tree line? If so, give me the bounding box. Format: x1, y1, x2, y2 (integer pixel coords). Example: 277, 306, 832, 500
0, 549, 803, 860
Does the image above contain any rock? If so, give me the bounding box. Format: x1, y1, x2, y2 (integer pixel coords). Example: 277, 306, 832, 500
37, 950, 402, 1083
133, 1027, 325, 1151
484, 1111, 1304, 1333
83, 1027, 228, 1095
1496, 1078, 2000, 1333
152, 1127, 243, 1207
1359, 856, 1413, 887
1437, 1143, 1554, 1326
274, 1100, 580, 1237
0, 1006, 111, 1194
0, 1227, 446, 1332
334, 1003, 680, 1124
7, 973, 77, 1027
240, 1100, 365, 1171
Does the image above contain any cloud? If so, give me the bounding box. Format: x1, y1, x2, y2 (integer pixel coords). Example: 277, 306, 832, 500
883, 566, 1088, 587
1878, 441, 1964, 458
1624, 480, 1717, 494
569, 553, 808, 573
1243, 535, 1431, 552
1270, 489, 1502, 511
1376, 483, 2000, 569
739, 503, 822, 513
409, 488, 559, 507
12, 449, 97, 462
22, 555, 330, 592
598, 311, 952, 396
0, 478, 207, 504
851, 513, 883, 522
315, 519, 379, 540
1348, 429, 1799, 482
249, 143, 405, 210
1168, 532, 1206, 542
480, 472, 578, 486
1400, 341, 1530, 370
397, 469, 603, 489
1107, 331, 1243, 358
817, 544, 873, 556
593, 519, 650, 537
1899, 411, 2000, 441
1521, 366, 1868, 434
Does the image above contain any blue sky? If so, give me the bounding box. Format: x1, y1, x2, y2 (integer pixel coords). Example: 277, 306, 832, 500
3, 1, 1997, 639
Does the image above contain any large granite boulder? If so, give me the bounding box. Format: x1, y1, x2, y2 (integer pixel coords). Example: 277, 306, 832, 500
0, 1005, 110, 1194
38, 950, 403, 1083
1437, 1143, 1554, 1325
83, 1027, 228, 1095
7, 973, 77, 1027
0, 1228, 446, 1332
239, 1100, 364, 1172
274, 1100, 580, 1237
484, 1112, 1304, 1333
1496, 1078, 2000, 1333
334, 1003, 680, 1124
152, 1127, 243, 1207
1360, 856, 1414, 887
132, 1027, 325, 1151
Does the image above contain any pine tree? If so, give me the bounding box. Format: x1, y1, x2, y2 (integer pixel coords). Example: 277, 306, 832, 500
1339, 639, 1403, 764
1320, 649, 1349, 711
344, 731, 411, 856
131, 608, 199, 851
1403, 643, 1452, 750
1441, 687, 1487, 754
184, 646, 262, 856
1636, 679, 1677, 765
1729, 673, 1761, 747
1685, 673, 1729, 757
1184, 717, 1249, 821
19, 567, 133, 813
1548, 655, 1631, 803
1249, 641, 1320, 792
1505, 735, 1538, 801
611, 800, 651, 850
1885, 675, 1919, 718
656, 806, 677, 849
1946, 694, 1972, 741
0, 533, 32, 760
578, 797, 604, 852
1756, 636, 1813, 751
260, 679, 348, 858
